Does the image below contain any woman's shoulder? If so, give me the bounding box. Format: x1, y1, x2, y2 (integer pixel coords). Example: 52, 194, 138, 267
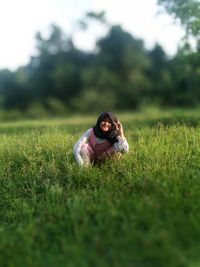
74, 128, 93, 146
82, 128, 93, 138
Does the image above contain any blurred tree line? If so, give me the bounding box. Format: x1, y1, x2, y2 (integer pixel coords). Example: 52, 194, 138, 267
0, 5, 200, 115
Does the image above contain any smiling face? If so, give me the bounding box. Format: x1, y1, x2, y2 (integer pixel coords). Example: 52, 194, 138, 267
99, 115, 113, 132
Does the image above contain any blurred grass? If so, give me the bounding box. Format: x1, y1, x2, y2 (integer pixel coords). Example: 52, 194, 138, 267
1, 108, 200, 267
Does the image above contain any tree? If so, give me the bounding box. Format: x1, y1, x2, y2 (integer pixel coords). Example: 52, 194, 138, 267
96, 25, 151, 108
157, 0, 200, 106
158, 0, 200, 42
28, 24, 88, 108
0, 68, 31, 110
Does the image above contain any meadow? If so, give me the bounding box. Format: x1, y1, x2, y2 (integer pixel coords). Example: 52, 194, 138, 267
1, 108, 200, 267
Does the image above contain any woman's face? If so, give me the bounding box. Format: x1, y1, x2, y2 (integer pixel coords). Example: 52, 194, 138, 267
100, 115, 113, 132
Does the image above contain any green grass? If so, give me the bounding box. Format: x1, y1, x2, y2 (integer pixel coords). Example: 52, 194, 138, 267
1, 108, 200, 267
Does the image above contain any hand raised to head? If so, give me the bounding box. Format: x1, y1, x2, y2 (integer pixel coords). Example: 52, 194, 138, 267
114, 120, 124, 138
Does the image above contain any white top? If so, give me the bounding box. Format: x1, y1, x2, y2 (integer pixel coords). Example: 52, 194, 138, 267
73, 128, 129, 166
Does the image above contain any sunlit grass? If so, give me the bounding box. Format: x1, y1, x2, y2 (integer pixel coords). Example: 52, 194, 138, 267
1, 109, 200, 267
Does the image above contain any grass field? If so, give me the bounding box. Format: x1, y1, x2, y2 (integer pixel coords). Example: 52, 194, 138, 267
1, 108, 200, 267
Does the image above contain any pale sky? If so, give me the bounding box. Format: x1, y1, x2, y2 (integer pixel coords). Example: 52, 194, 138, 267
0, 0, 185, 70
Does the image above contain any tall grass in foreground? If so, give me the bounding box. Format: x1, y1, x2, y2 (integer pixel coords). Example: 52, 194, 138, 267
1, 109, 200, 267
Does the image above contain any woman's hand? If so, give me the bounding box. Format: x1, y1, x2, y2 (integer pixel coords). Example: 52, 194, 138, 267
115, 121, 124, 138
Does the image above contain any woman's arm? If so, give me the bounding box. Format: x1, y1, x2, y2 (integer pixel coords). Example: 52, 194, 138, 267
113, 121, 129, 153
99, 136, 129, 161
113, 135, 129, 153
73, 128, 91, 166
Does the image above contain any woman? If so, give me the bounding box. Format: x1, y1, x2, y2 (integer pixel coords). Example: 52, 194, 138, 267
73, 112, 129, 167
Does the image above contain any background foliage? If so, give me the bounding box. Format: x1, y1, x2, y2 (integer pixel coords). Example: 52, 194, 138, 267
0, 0, 200, 116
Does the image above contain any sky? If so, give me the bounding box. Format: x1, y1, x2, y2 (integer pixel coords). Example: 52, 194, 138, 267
0, 0, 185, 70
